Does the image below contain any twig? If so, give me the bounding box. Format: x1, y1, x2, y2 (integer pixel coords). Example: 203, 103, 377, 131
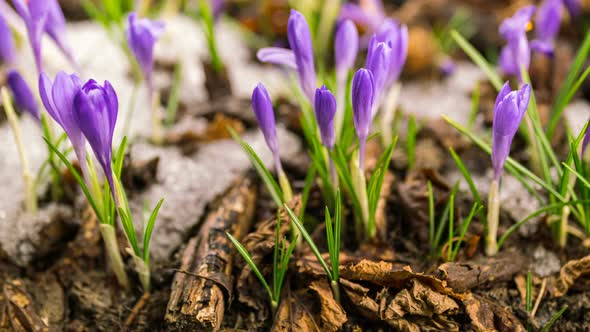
124, 292, 151, 328
531, 278, 547, 318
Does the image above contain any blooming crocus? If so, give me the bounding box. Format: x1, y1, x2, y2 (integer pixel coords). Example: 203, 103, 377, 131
314, 86, 337, 149
256, 10, 317, 103
74, 79, 119, 195
531, 0, 562, 55
288, 10, 317, 102
352, 68, 375, 170
252, 83, 282, 173
375, 19, 408, 89
12, 0, 49, 72
7, 70, 39, 120
39, 71, 87, 174
0, 12, 15, 64
499, 6, 535, 79
126, 12, 165, 97
339, 0, 386, 37
564, 0, 581, 17
491, 82, 531, 181
365, 36, 391, 113
335, 19, 359, 85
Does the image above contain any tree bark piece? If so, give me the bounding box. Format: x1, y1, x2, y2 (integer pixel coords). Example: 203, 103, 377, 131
166, 176, 257, 331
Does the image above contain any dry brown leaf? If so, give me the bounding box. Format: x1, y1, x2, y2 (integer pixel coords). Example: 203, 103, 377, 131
1, 279, 50, 332
377, 280, 460, 331
271, 293, 320, 332
340, 279, 380, 320
463, 293, 526, 332
308, 280, 347, 332
551, 254, 590, 297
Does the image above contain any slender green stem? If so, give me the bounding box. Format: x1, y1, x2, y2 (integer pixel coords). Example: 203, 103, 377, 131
486, 179, 500, 256
2, 88, 36, 213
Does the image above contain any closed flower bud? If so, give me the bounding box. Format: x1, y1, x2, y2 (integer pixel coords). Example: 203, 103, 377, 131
314, 85, 337, 149
491, 82, 530, 180
288, 10, 317, 102
352, 68, 375, 170
334, 20, 359, 84
0, 13, 15, 64
365, 36, 391, 105
252, 83, 283, 173
7, 70, 39, 121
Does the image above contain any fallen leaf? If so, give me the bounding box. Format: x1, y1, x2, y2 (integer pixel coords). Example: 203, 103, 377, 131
309, 280, 347, 332
463, 293, 526, 332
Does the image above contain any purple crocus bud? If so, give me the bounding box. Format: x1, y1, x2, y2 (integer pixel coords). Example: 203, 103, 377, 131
334, 19, 359, 84
491, 82, 530, 180
252, 83, 283, 173
365, 35, 392, 108
45, 0, 75, 64
0, 12, 16, 64
126, 12, 165, 96
314, 86, 337, 149
564, 0, 581, 17
74, 79, 119, 194
211, 0, 224, 21
7, 70, 39, 121
12, 0, 50, 73
352, 68, 375, 170
375, 19, 408, 89
39, 71, 86, 173
256, 47, 297, 69
499, 6, 535, 79
288, 10, 317, 102
531, 0, 562, 56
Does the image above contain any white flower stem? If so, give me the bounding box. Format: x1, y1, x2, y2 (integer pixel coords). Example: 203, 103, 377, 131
1, 88, 36, 213
99, 224, 130, 290
351, 152, 369, 240
486, 179, 500, 256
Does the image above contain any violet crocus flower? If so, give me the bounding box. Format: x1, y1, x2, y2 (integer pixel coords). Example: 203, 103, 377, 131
352, 68, 375, 170
531, 0, 562, 56
252, 83, 283, 173
335, 19, 359, 85
314, 86, 337, 149
45, 0, 75, 64
256, 10, 317, 103
0, 12, 15, 64
499, 6, 535, 79
7, 70, 39, 121
375, 19, 408, 89
366, 36, 391, 112
12, 0, 49, 73
39, 71, 87, 174
74, 79, 119, 194
288, 10, 317, 102
491, 82, 531, 181
126, 12, 165, 97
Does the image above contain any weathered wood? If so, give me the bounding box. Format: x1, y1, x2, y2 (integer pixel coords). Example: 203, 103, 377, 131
166, 176, 257, 331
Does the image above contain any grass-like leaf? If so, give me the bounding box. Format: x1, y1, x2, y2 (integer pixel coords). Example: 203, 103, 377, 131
118, 207, 141, 256
114, 136, 128, 178
284, 203, 333, 281
229, 128, 284, 206
427, 181, 435, 247
450, 29, 503, 90
227, 233, 273, 299
367, 138, 397, 238
450, 202, 481, 261
407, 117, 417, 169
299, 164, 317, 220
143, 199, 164, 264
540, 305, 568, 332
44, 138, 103, 224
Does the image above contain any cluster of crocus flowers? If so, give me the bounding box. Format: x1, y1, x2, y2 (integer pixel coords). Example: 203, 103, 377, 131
257, 10, 317, 103
12, 0, 75, 72
252, 83, 293, 201
486, 82, 530, 256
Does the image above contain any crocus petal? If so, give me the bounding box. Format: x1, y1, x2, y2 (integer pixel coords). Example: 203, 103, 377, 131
211, 0, 224, 21
334, 19, 359, 81
499, 6, 535, 79
251, 83, 282, 172
257, 47, 297, 69
536, 0, 562, 42
288, 10, 317, 102
126, 12, 165, 92
365, 36, 392, 105
339, 4, 374, 31
582, 122, 590, 155
0, 12, 16, 64
13, 0, 50, 72
352, 68, 375, 140
491, 83, 530, 180
495, 81, 512, 110
7, 70, 39, 120
499, 45, 519, 76
39, 73, 58, 120
530, 39, 554, 56
314, 85, 337, 149
44, 0, 73, 60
